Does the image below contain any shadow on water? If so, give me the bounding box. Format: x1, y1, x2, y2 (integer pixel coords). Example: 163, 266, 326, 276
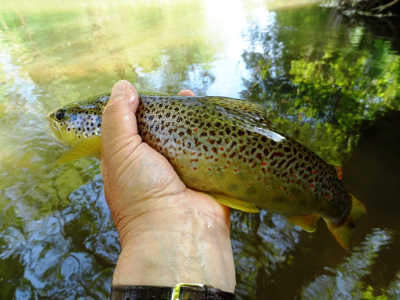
0, 1, 400, 299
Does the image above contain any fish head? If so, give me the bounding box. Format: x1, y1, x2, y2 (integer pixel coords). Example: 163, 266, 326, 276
329, 190, 353, 226
47, 102, 103, 147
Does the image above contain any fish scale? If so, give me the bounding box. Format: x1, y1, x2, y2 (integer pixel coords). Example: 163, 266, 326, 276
48, 93, 366, 248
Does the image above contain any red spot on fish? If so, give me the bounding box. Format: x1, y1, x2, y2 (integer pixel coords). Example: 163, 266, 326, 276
193, 167, 197, 171
262, 161, 267, 166
191, 152, 196, 156
326, 194, 332, 200
194, 128, 198, 132
220, 147, 224, 151
292, 173, 297, 179
208, 167, 212, 171
233, 168, 238, 173
309, 183, 315, 189
312, 169, 318, 174
214, 158, 219, 162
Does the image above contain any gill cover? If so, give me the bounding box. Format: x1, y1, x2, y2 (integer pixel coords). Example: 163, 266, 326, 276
324, 194, 367, 249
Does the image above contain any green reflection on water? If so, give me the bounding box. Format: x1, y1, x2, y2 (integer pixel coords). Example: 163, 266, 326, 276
0, 0, 400, 299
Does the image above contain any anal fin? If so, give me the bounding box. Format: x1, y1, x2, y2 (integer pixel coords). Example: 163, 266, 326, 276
288, 214, 320, 232
210, 193, 260, 213
57, 136, 101, 164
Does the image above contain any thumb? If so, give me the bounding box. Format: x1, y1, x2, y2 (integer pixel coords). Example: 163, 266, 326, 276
101, 80, 140, 156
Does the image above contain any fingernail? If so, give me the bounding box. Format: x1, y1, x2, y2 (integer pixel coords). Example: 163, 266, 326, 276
178, 89, 195, 97
110, 81, 129, 103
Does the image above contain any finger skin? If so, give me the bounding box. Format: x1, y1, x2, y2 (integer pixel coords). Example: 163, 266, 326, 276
178, 89, 195, 96
102, 80, 140, 156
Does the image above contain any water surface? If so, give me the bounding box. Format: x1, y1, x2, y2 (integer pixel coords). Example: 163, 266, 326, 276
0, 0, 399, 299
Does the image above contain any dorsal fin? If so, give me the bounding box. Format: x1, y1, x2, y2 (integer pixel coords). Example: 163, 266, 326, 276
198, 96, 271, 126
196, 96, 289, 143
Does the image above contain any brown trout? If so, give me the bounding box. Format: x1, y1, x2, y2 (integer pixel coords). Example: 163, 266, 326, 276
48, 93, 366, 248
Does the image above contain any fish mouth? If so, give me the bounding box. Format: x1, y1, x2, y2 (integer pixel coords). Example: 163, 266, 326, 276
46, 112, 53, 123
46, 111, 63, 141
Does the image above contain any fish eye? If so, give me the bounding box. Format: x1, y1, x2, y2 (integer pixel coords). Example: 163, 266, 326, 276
55, 109, 65, 121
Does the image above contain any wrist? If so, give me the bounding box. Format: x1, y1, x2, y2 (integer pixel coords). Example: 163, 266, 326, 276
111, 190, 236, 292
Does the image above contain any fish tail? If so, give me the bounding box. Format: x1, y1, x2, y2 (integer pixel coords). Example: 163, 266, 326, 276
324, 194, 367, 249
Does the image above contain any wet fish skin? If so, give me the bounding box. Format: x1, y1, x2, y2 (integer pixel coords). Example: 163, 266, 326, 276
48, 93, 366, 248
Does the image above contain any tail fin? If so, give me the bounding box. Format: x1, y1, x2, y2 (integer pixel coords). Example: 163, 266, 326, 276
325, 194, 367, 249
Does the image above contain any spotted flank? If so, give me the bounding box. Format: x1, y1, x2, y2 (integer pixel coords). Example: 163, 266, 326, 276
48, 93, 366, 248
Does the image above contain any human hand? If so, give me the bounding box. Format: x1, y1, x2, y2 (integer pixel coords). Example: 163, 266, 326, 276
101, 80, 235, 292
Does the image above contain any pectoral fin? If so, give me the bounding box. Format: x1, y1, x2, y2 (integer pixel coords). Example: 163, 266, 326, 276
210, 193, 260, 213
288, 214, 320, 232
57, 136, 101, 164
